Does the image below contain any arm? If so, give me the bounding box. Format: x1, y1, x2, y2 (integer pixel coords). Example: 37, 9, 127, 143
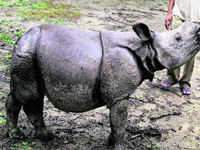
165, 0, 175, 30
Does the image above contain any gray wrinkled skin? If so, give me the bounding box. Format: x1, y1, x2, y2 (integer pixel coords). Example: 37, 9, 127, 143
5, 22, 200, 150
154, 22, 200, 69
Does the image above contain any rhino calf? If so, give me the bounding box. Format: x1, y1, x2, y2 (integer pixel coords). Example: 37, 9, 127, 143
5, 22, 200, 149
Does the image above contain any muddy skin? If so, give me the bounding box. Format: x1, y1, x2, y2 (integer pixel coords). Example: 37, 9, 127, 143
5, 21, 200, 150
5, 94, 22, 138
108, 100, 129, 150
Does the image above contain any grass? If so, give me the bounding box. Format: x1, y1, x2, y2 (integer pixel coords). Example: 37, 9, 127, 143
64, 140, 69, 144
0, 0, 13, 6
9, 0, 82, 21
0, 110, 6, 124
0, 0, 81, 25
0, 0, 30, 6
17, 1, 81, 21
5, 54, 12, 63
157, 0, 168, 4
0, 54, 12, 72
0, 54, 12, 62
0, 32, 15, 45
0, 92, 5, 100
10, 140, 35, 150
0, 29, 24, 46
0, 19, 13, 26
151, 141, 159, 149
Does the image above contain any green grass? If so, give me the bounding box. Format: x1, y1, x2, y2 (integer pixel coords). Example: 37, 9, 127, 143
155, 0, 168, 4
0, 19, 13, 26
15, 0, 82, 21
0, 29, 24, 46
64, 140, 69, 144
0, 118, 5, 124
18, 141, 32, 150
0, 54, 12, 72
0, 111, 6, 124
0, 54, 12, 62
39, 18, 64, 25
0, 0, 12, 6
0, 0, 81, 24
151, 141, 159, 149
0, 0, 29, 6
5, 54, 12, 63
10, 140, 36, 150
0, 32, 15, 45
0, 92, 5, 99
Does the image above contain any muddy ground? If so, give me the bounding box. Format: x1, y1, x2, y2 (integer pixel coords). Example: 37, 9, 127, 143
1, 0, 200, 149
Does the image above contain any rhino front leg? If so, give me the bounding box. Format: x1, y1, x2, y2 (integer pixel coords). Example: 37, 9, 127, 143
108, 99, 128, 150
5, 94, 23, 137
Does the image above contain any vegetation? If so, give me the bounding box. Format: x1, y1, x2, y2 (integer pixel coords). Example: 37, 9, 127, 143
0, 0, 81, 21
18, 1, 81, 20
151, 141, 159, 149
157, 0, 168, 4
0, 29, 24, 46
0, 111, 6, 124
0, 19, 13, 26
0, 0, 82, 46
0, 53, 12, 73
10, 140, 36, 150
64, 140, 69, 144
0, 54, 12, 63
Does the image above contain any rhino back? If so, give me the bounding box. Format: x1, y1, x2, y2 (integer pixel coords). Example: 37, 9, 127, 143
37, 24, 104, 112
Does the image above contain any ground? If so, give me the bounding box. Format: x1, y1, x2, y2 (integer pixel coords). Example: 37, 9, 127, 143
0, 0, 200, 149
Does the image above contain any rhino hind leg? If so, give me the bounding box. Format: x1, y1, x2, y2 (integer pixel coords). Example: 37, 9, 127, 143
9, 65, 51, 139
5, 94, 23, 138
23, 97, 53, 140
108, 99, 129, 150
5, 26, 52, 139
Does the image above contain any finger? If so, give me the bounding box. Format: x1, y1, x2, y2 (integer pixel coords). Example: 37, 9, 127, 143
167, 21, 171, 30
165, 21, 168, 29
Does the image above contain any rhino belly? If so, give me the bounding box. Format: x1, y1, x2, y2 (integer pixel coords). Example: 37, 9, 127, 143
37, 25, 103, 112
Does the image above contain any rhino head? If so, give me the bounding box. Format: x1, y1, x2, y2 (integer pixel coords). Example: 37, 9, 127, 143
133, 22, 200, 70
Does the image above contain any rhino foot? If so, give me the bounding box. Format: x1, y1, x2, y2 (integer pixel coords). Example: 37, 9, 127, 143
108, 133, 115, 145
9, 128, 25, 138
114, 144, 128, 150
108, 99, 129, 150
109, 133, 128, 150
35, 129, 54, 141
4, 126, 25, 138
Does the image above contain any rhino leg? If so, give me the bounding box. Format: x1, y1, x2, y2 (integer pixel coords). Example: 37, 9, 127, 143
108, 99, 128, 150
23, 97, 53, 140
5, 94, 23, 137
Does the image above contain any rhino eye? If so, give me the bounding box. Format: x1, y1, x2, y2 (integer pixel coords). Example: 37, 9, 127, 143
175, 33, 182, 42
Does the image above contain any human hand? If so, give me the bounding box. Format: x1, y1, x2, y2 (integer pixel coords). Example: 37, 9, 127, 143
165, 14, 172, 30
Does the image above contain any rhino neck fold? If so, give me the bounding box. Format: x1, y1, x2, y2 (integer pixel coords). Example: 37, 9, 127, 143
126, 41, 165, 83
123, 45, 154, 83
100, 30, 165, 86
150, 44, 165, 71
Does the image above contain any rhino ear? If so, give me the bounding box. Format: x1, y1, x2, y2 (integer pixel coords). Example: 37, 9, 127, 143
132, 23, 152, 41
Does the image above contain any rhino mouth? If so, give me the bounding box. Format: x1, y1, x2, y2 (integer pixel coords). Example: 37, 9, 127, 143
170, 33, 200, 69
187, 34, 200, 54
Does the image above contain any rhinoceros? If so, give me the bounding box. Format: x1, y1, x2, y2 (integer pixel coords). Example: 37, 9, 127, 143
5, 22, 200, 149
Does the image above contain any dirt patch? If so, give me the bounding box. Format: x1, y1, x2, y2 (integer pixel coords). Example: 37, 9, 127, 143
1, 0, 200, 150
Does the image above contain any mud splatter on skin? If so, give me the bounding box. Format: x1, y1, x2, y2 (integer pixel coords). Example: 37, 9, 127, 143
1, 0, 200, 150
